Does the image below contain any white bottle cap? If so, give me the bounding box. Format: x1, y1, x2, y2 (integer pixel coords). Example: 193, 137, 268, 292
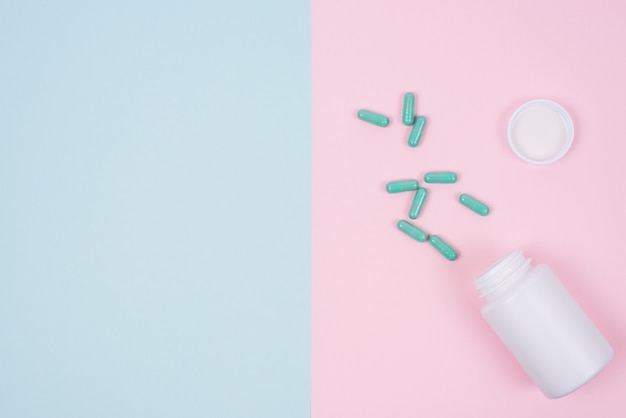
507, 99, 574, 164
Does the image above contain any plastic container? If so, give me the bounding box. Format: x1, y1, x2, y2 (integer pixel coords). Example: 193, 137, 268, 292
507, 99, 574, 164
475, 250, 613, 398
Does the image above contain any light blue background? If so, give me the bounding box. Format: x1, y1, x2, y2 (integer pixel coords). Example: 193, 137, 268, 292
0, 1, 310, 417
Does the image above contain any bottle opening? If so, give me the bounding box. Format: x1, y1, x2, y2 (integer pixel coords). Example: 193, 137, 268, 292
475, 250, 532, 301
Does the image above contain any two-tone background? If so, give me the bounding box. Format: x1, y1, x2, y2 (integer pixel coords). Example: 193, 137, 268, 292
2, 0, 626, 417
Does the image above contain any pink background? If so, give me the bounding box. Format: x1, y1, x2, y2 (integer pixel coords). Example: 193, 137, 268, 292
312, 0, 626, 416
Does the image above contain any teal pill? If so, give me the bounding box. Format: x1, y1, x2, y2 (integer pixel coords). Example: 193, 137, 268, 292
429, 235, 458, 261
386, 180, 419, 193
424, 171, 458, 184
408, 116, 427, 147
402, 93, 415, 126
357, 109, 390, 127
459, 193, 490, 216
408, 188, 428, 219
397, 220, 429, 242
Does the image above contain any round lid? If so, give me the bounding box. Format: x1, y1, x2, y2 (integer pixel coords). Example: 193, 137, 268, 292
507, 99, 574, 164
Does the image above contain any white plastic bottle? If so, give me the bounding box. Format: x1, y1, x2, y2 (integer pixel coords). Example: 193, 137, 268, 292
475, 250, 613, 398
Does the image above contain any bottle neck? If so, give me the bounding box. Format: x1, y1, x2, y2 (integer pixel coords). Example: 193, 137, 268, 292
475, 250, 532, 302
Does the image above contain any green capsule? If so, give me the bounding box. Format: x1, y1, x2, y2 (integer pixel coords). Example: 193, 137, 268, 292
386, 180, 419, 193
424, 171, 458, 184
429, 235, 458, 261
408, 188, 428, 219
397, 220, 428, 242
459, 193, 490, 216
357, 109, 390, 127
408, 116, 427, 147
402, 93, 415, 126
